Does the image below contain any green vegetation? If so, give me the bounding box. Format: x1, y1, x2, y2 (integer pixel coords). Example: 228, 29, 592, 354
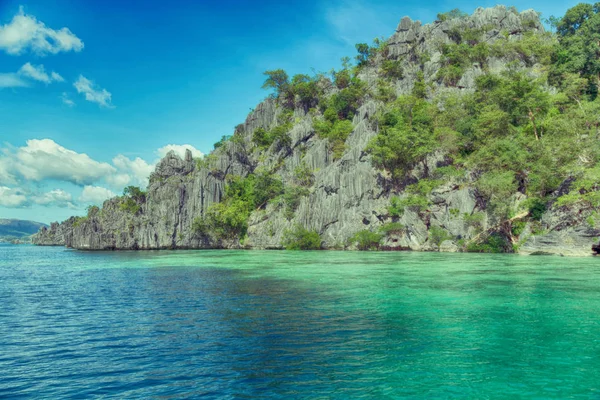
466, 233, 510, 253
281, 224, 322, 250
437, 8, 468, 21
379, 222, 405, 236
134, 5, 600, 252
349, 230, 383, 250
367, 96, 437, 179
429, 226, 453, 247
193, 172, 284, 241
119, 186, 146, 214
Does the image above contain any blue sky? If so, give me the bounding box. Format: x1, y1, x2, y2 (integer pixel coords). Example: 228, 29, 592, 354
0, 0, 579, 223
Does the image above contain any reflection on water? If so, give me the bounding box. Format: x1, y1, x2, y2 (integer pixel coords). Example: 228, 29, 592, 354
1, 245, 600, 398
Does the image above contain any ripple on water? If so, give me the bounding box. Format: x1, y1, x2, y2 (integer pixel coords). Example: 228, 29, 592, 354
2, 245, 600, 398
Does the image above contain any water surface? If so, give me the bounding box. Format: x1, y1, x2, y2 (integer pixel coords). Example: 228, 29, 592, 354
1, 244, 600, 398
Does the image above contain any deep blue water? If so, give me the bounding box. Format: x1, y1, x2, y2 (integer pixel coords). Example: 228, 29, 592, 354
2, 244, 600, 398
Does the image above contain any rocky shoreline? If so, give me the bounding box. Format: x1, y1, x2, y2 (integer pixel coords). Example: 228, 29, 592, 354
33, 6, 600, 257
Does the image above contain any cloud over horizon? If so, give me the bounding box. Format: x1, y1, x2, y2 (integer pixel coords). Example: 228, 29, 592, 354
157, 144, 204, 160
0, 139, 204, 209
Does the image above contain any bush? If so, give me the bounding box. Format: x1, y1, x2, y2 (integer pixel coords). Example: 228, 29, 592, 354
314, 118, 354, 160
293, 163, 315, 187
466, 233, 510, 253
349, 230, 382, 250
388, 194, 429, 216
379, 222, 405, 236
213, 135, 231, 150
283, 185, 310, 219
252, 127, 270, 148
119, 198, 141, 214
429, 226, 452, 246
381, 60, 403, 79
204, 200, 251, 240
281, 225, 322, 250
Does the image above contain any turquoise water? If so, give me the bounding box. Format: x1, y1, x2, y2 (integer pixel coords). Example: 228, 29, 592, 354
2, 244, 600, 398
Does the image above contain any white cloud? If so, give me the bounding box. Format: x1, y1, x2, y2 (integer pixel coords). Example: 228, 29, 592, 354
157, 144, 204, 160
18, 62, 63, 84
79, 185, 115, 204
0, 6, 84, 56
51, 71, 64, 82
32, 189, 74, 208
0, 73, 29, 88
14, 139, 115, 185
0, 155, 16, 185
60, 92, 75, 107
74, 75, 113, 108
0, 186, 27, 207
108, 154, 154, 188
0, 140, 209, 199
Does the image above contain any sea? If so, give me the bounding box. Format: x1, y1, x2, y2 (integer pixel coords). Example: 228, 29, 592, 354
2, 243, 600, 398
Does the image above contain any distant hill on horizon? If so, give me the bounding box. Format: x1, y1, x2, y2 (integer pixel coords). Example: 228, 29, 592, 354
0, 219, 48, 239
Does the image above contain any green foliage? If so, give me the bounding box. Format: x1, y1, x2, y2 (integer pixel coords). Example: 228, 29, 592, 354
315, 118, 354, 160
476, 171, 517, 219
72, 216, 87, 228
119, 198, 141, 214
281, 224, 322, 250
328, 81, 367, 120
252, 127, 270, 148
490, 31, 555, 66
119, 186, 146, 215
204, 200, 251, 241
381, 60, 403, 80
252, 121, 292, 151
388, 194, 430, 216
262, 69, 290, 99
556, 167, 600, 207
191, 216, 210, 236
282, 185, 310, 219
226, 173, 284, 210
463, 212, 485, 230
262, 69, 323, 109
367, 96, 436, 179
551, 3, 600, 98
213, 135, 231, 150
429, 226, 453, 246
349, 230, 383, 250
466, 233, 509, 253
196, 153, 216, 170
437, 8, 468, 21
511, 220, 527, 237
379, 222, 405, 236
291, 73, 321, 109
293, 162, 315, 186
526, 198, 547, 220
355, 43, 372, 66
412, 71, 427, 99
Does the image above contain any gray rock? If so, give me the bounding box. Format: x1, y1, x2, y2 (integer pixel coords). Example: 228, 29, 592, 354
34, 6, 586, 256
440, 240, 459, 252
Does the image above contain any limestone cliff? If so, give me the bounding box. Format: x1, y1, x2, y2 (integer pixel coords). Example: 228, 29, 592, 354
33, 6, 600, 256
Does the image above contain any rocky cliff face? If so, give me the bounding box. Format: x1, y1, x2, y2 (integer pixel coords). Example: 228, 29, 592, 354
33, 6, 599, 256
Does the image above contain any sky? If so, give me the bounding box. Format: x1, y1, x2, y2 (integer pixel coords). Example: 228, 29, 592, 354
0, 0, 580, 224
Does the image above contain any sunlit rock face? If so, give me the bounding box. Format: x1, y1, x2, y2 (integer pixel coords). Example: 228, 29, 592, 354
33, 7, 596, 256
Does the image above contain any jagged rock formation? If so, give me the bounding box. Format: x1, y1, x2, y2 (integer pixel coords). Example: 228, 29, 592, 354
33, 6, 599, 256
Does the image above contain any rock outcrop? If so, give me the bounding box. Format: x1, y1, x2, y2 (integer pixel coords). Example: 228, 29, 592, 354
32, 6, 597, 256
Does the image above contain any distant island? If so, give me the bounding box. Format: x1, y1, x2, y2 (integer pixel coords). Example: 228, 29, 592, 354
1, 219, 47, 244
33, 4, 600, 256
